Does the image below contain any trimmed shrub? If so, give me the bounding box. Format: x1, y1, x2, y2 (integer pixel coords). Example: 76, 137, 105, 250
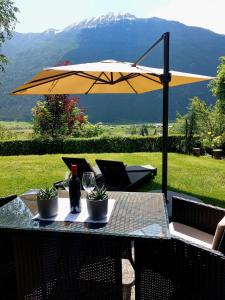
0, 135, 187, 156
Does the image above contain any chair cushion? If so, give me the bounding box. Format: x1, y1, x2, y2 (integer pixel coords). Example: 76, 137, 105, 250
169, 222, 214, 249
212, 216, 225, 250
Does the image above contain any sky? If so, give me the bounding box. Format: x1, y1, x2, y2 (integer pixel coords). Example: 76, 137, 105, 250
14, 0, 225, 35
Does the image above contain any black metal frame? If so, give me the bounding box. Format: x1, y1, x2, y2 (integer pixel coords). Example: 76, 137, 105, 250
133, 32, 171, 201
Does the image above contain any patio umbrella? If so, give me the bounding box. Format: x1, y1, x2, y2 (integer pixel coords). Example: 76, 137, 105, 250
11, 32, 214, 200
11, 61, 212, 95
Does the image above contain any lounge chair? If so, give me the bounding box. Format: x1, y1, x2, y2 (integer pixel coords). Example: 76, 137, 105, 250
95, 159, 156, 191
53, 157, 104, 189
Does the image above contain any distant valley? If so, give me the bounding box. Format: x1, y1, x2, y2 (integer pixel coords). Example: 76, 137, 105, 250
0, 12, 225, 123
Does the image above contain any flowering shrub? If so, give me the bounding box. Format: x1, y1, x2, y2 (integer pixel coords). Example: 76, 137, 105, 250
32, 95, 87, 139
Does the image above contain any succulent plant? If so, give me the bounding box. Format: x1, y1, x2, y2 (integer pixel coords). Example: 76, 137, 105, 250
37, 186, 58, 200
87, 185, 108, 201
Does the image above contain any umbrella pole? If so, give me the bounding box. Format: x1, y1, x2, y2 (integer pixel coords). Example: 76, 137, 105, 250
132, 32, 171, 201
162, 32, 170, 202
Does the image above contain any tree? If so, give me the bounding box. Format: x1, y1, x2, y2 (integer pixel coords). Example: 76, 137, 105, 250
139, 125, 148, 136
173, 97, 212, 153
173, 96, 225, 151
32, 95, 87, 139
209, 56, 225, 114
172, 57, 225, 152
0, 0, 19, 71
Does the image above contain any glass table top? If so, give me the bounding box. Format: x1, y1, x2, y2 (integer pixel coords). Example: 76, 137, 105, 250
0, 191, 170, 239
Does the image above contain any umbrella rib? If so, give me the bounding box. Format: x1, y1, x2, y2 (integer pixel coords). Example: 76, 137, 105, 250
85, 72, 105, 94
12, 72, 78, 93
113, 72, 160, 84
119, 72, 138, 93
101, 72, 111, 82
29, 71, 77, 84
12, 71, 109, 94
74, 71, 109, 83
113, 72, 160, 85
113, 73, 139, 84
140, 73, 162, 85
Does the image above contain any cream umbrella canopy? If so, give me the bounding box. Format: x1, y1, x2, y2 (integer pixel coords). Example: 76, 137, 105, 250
11, 60, 213, 95
11, 32, 214, 200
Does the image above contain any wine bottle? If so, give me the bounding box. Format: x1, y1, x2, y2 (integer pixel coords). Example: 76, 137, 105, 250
69, 164, 81, 213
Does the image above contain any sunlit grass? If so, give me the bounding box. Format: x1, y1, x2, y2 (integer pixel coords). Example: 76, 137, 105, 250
0, 152, 224, 207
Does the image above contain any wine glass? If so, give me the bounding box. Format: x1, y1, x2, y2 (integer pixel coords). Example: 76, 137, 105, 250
82, 172, 96, 195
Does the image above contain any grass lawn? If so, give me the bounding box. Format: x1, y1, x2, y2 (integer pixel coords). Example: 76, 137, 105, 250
0, 152, 224, 207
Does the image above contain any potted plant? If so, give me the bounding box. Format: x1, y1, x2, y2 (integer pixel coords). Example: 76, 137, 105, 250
87, 185, 108, 220
211, 136, 223, 159
192, 140, 201, 157
37, 186, 58, 218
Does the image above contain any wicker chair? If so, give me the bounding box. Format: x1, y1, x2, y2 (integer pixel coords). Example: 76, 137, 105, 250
13, 231, 126, 300
0, 195, 17, 300
135, 237, 225, 300
135, 197, 225, 299
170, 196, 225, 252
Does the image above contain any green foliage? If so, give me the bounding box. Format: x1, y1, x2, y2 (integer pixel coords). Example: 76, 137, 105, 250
211, 100, 225, 138
209, 56, 225, 114
129, 125, 138, 135
0, 121, 33, 140
211, 135, 225, 149
173, 97, 209, 151
0, 121, 187, 140
73, 122, 104, 138
188, 97, 210, 135
0, 0, 19, 71
88, 185, 108, 201
140, 125, 149, 136
0, 123, 15, 139
174, 96, 225, 151
0, 135, 189, 156
32, 95, 87, 139
37, 186, 58, 200
171, 113, 186, 134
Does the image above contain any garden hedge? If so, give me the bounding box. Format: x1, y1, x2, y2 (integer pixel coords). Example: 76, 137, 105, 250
0, 135, 188, 156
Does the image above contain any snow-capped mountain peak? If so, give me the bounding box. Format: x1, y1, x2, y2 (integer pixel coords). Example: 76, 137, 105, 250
43, 28, 60, 35
64, 12, 136, 31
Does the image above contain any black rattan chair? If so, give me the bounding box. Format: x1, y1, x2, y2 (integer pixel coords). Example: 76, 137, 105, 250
135, 237, 225, 300
95, 159, 156, 191
170, 196, 225, 252
0, 194, 17, 300
13, 231, 126, 300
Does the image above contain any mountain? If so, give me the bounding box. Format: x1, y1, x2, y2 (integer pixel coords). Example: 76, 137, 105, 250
0, 12, 225, 123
